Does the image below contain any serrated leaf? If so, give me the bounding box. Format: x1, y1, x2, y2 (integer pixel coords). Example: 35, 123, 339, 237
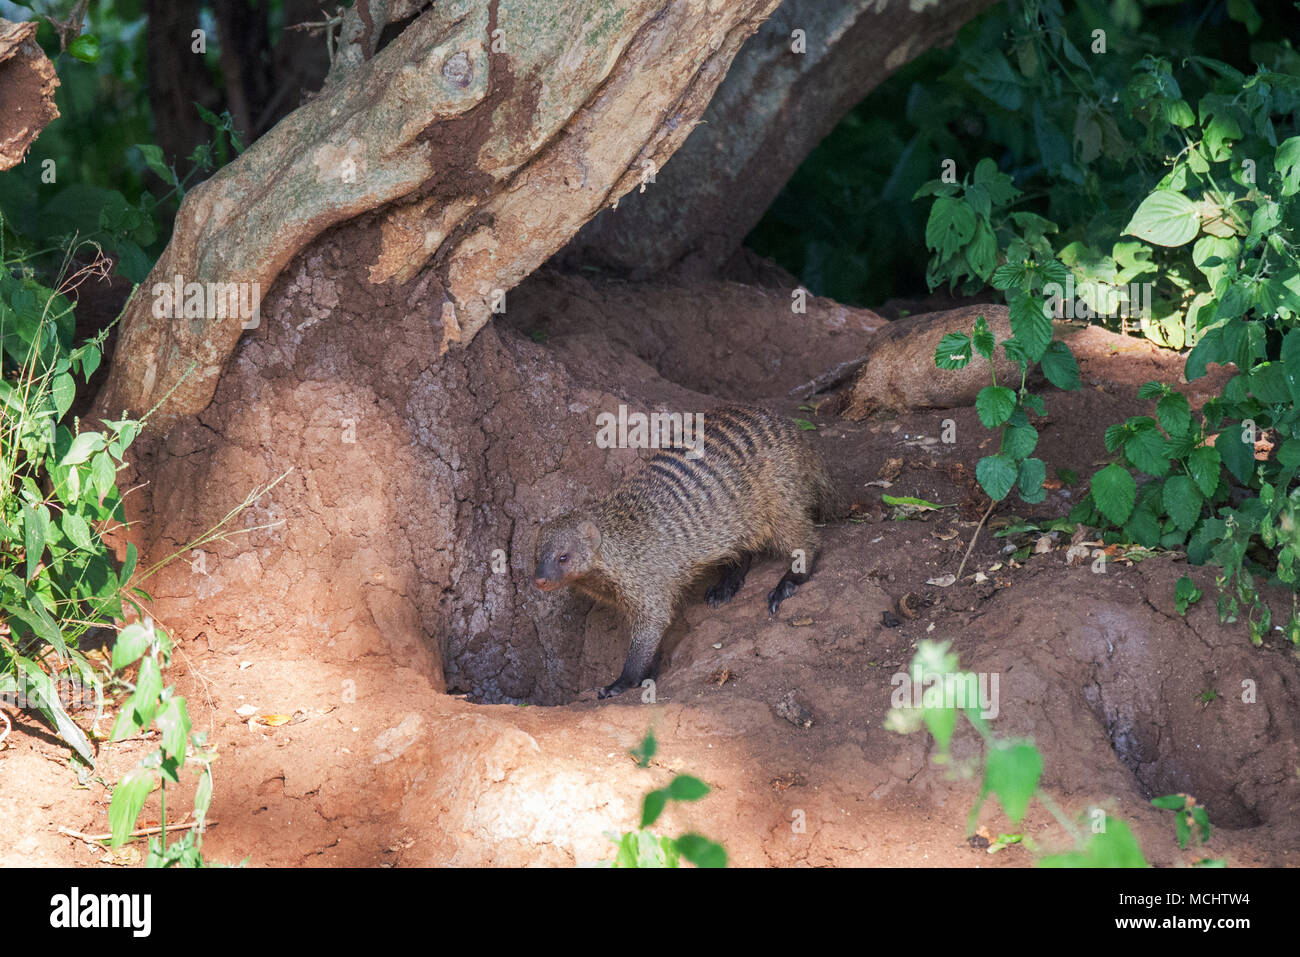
976, 455, 1019, 502
972, 314, 995, 360
1156, 393, 1191, 436
1009, 293, 1051, 362
1092, 464, 1137, 525
1174, 576, 1203, 614
1124, 422, 1171, 476
1216, 427, 1255, 484
1162, 475, 1203, 530
1002, 423, 1039, 460
934, 332, 972, 370
1040, 341, 1079, 390
976, 386, 1017, 428
1017, 457, 1047, 503
1187, 445, 1221, 497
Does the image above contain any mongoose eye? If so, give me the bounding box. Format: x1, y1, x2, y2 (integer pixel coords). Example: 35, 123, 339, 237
558, 554, 569, 564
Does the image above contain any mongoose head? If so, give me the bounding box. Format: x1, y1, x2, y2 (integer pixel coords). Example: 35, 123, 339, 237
534, 514, 601, 591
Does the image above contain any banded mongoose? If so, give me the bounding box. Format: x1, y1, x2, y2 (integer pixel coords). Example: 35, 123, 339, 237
533, 405, 838, 698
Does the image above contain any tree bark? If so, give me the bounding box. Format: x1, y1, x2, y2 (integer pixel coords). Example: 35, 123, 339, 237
97, 0, 783, 427
555, 0, 997, 279
0, 18, 60, 171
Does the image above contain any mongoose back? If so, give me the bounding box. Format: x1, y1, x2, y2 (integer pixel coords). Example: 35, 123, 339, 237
534, 405, 837, 698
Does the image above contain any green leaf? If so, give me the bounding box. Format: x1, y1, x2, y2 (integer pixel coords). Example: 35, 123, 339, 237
67, 33, 100, 63
154, 697, 192, 760
1156, 393, 1191, 437
1124, 190, 1199, 247
1162, 475, 1203, 531
925, 197, 977, 259
17, 657, 92, 761
1002, 423, 1039, 460
1276, 135, 1300, 197
1092, 464, 1137, 525
674, 834, 727, 868
641, 788, 668, 829
51, 373, 75, 419
116, 543, 138, 589
1017, 457, 1047, 504
111, 623, 152, 671
1216, 427, 1255, 484
667, 775, 710, 802
135, 144, 175, 185
109, 767, 155, 847
976, 455, 1018, 502
131, 656, 163, 728
59, 431, 106, 467
935, 332, 973, 370
1174, 576, 1203, 614
972, 314, 995, 360
984, 741, 1042, 824
975, 386, 1017, 428
1038, 819, 1148, 868
1187, 446, 1222, 497
1040, 341, 1079, 390
61, 510, 92, 550
21, 503, 45, 582
1123, 422, 1171, 476
1008, 293, 1051, 362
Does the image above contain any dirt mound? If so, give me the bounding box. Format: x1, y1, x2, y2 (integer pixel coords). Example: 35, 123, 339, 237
1, 252, 1296, 868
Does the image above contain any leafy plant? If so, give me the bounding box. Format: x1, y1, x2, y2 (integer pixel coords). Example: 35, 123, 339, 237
886, 640, 1158, 866
106, 617, 227, 867
603, 730, 727, 868
0, 240, 145, 763
1151, 793, 1214, 852
913, 0, 1300, 642
933, 308, 1080, 505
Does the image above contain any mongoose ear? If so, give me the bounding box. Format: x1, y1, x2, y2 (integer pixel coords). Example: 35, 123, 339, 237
577, 519, 601, 548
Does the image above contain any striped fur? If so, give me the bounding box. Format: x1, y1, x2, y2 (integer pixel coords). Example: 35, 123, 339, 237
534, 405, 837, 697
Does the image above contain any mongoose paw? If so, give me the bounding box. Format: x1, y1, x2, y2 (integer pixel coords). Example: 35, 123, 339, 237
767, 580, 799, 615
598, 679, 633, 699
705, 580, 740, 608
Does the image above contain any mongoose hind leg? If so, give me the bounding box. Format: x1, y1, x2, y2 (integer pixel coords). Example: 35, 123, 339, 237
705, 554, 752, 608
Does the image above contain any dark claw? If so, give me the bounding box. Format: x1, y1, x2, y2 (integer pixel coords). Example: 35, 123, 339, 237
705, 580, 739, 608
705, 557, 751, 608
767, 571, 808, 615
598, 680, 633, 699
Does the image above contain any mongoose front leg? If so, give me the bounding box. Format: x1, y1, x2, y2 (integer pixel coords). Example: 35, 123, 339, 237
767, 569, 811, 615
599, 609, 670, 698
705, 555, 752, 608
